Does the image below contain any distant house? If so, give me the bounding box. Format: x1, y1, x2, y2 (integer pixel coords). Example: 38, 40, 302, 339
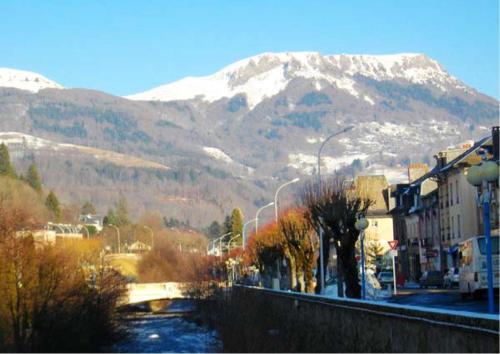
128, 240, 151, 253
79, 214, 103, 232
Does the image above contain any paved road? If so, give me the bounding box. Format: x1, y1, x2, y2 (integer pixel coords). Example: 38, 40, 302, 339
388, 287, 499, 314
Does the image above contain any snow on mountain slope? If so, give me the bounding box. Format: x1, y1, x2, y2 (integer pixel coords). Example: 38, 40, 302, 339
126, 52, 470, 108
0, 68, 63, 92
0, 132, 168, 170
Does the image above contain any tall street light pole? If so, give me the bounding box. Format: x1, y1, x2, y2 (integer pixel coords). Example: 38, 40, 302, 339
316, 125, 354, 295
108, 224, 121, 254
255, 202, 274, 235
355, 214, 369, 300
275, 178, 300, 222
465, 158, 498, 313
143, 225, 154, 251
243, 218, 257, 248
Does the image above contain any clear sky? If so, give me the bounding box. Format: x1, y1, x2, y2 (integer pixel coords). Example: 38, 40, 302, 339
1, 0, 498, 98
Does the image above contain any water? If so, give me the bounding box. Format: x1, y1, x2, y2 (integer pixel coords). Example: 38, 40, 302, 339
112, 301, 222, 353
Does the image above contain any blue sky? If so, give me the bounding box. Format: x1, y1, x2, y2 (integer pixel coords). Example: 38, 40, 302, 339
1, 0, 498, 98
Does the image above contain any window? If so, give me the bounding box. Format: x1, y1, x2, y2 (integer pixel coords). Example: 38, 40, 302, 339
457, 215, 461, 239
449, 183, 453, 206
456, 180, 459, 204
451, 216, 454, 239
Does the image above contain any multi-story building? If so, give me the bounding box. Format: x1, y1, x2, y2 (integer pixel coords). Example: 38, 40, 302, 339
430, 127, 499, 269
352, 175, 395, 253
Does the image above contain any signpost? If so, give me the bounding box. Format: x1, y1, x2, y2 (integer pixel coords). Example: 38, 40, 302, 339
388, 240, 398, 295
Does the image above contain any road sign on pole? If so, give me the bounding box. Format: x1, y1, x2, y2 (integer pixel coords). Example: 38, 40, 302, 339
388, 240, 399, 250
388, 240, 398, 295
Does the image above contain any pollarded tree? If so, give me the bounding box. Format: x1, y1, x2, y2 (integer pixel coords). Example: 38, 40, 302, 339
302, 177, 371, 298
279, 208, 318, 293
26, 163, 42, 194
45, 190, 62, 222
0, 143, 16, 178
245, 221, 283, 285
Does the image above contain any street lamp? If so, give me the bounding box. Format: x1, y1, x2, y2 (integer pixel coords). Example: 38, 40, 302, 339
275, 178, 300, 222
143, 225, 154, 250
316, 125, 354, 295
255, 202, 274, 235
355, 214, 369, 300
243, 218, 257, 248
108, 224, 121, 254
465, 159, 499, 314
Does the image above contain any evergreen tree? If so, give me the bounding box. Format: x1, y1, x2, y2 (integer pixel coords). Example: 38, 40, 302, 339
45, 190, 61, 222
207, 220, 222, 239
105, 208, 117, 226
222, 215, 233, 240
115, 197, 130, 226
26, 163, 42, 193
0, 143, 16, 177
81, 201, 96, 215
231, 208, 244, 240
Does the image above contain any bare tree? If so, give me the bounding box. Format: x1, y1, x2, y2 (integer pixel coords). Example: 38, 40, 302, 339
301, 177, 371, 298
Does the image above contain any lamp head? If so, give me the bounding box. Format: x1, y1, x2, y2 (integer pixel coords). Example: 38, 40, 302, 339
466, 165, 483, 186
481, 161, 499, 183
355, 216, 369, 231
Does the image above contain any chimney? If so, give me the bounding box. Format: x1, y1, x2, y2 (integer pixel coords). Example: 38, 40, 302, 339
408, 163, 429, 183
493, 126, 499, 160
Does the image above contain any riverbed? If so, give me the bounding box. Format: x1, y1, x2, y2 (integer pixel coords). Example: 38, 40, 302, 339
112, 301, 222, 353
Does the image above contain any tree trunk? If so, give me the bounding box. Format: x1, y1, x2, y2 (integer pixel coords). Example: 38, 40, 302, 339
297, 270, 305, 293
286, 256, 297, 291
343, 243, 361, 298
314, 228, 331, 294
336, 249, 344, 297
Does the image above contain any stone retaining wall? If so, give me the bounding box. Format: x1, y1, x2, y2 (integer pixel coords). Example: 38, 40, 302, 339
224, 286, 499, 352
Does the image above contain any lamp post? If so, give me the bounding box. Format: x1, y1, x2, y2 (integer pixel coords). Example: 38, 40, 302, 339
243, 218, 257, 248
142, 225, 154, 250
355, 214, 369, 300
316, 125, 354, 295
255, 202, 274, 235
465, 159, 499, 314
108, 224, 120, 254
274, 178, 300, 222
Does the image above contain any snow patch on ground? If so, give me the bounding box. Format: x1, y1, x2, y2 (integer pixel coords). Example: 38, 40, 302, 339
288, 152, 369, 174
202, 147, 233, 163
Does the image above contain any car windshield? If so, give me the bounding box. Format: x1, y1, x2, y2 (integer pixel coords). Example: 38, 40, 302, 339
478, 237, 499, 255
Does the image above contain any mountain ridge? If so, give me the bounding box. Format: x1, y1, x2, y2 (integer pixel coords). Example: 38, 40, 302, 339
125, 52, 475, 108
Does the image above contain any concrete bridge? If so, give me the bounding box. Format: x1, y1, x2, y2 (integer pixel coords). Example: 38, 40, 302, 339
123, 282, 189, 305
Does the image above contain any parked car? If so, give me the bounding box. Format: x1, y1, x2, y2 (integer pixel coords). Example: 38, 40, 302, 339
443, 267, 459, 288
377, 271, 394, 287
419, 271, 444, 288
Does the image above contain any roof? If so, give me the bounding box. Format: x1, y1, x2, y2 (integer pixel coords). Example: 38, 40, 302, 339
352, 175, 390, 211
409, 135, 492, 188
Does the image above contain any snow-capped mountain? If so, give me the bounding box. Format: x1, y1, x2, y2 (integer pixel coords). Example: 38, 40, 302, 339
0, 52, 497, 227
126, 52, 472, 109
0, 68, 63, 92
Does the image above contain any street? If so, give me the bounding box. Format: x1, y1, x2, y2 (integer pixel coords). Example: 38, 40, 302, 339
388, 287, 500, 314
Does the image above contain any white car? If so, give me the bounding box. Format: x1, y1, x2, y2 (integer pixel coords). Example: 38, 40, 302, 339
443, 267, 459, 288
377, 271, 394, 287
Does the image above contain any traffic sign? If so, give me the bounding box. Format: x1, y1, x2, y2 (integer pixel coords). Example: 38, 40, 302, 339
388, 240, 399, 250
